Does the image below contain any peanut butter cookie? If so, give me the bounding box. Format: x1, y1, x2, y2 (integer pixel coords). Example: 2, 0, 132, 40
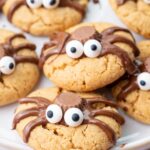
109, 0, 150, 38
112, 41, 150, 124
40, 22, 139, 92
2, 0, 88, 36
0, 28, 40, 106
13, 87, 124, 150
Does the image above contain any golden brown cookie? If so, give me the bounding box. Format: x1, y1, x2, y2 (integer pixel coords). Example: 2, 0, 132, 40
40, 22, 139, 92
13, 87, 124, 150
109, 0, 150, 38
112, 41, 150, 124
2, 0, 88, 36
0, 28, 40, 106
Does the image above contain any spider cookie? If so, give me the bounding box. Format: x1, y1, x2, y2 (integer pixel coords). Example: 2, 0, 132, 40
0, 29, 39, 106
40, 23, 140, 92
1, 0, 88, 36
112, 40, 150, 124
109, 0, 150, 38
13, 87, 124, 150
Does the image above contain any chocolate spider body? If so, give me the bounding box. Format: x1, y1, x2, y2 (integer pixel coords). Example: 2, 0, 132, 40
0, 33, 38, 77
40, 26, 139, 75
13, 92, 124, 144
117, 58, 150, 100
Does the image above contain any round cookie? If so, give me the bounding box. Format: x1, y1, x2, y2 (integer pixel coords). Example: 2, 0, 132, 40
2, 0, 88, 36
112, 42, 150, 124
13, 87, 124, 150
40, 22, 140, 92
0, 29, 40, 106
109, 0, 150, 38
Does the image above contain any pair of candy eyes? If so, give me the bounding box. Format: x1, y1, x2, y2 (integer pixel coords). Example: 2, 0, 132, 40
137, 72, 150, 91
0, 56, 16, 75
46, 104, 84, 127
26, 0, 60, 9
66, 39, 102, 59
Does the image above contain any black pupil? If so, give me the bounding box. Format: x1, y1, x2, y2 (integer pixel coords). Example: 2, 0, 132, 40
140, 80, 146, 86
91, 44, 97, 51
50, 0, 56, 5
72, 113, 80, 122
30, 0, 35, 3
9, 63, 14, 70
47, 110, 53, 118
70, 47, 77, 53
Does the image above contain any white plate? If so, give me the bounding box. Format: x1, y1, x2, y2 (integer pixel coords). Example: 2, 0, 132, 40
0, 0, 150, 150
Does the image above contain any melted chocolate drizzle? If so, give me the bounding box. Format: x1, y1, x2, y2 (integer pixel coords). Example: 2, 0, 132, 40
0, 33, 38, 71
13, 93, 124, 144
40, 26, 139, 75
117, 0, 137, 5
117, 58, 150, 100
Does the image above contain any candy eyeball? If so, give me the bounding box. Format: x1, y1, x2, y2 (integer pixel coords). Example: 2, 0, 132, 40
64, 108, 84, 127
0, 56, 16, 75
46, 104, 63, 124
83, 39, 102, 58
42, 0, 60, 9
144, 0, 150, 4
66, 40, 84, 59
26, 0, 42, 8
137, 72, 150, 90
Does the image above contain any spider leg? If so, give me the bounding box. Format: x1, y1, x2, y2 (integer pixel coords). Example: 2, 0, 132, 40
14, 55, 39, 64
117, 77, 138, 100
12, 107, 39, 129
13, 43, 36, 53
101, 44, 138, 74
23, 117, 48, 142
101, 27, 134, 41
84, 118, 116, 144
7, 34, 25, 45
59, 0, 85, 15
7, 0, 25, 22
90, 110, 125, 125
102, 34, 139, 56
84, 98, 118, 108
18, 97, 51, 107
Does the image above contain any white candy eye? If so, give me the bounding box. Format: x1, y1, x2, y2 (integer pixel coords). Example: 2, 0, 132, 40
144, 0, 150, 4
64, 108, 84, 127
26, 0, 42, 8
83, 39, 102, 58
66, 40, 84, 59
42, 0, 60, 9
137, 72, 150, 90
46, 104, 63, 124
0, 56, 16, 75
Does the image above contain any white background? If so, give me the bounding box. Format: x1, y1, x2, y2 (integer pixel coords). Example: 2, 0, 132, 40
0, 0, 150, 150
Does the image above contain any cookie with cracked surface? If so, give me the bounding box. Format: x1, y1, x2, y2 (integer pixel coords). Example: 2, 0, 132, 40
109, 0, 150, 38
40, 22, 139, 92
112, 42, 150, 124
0, 29, 40, 106
2, 0, 88, 36
13, 87, 124, 150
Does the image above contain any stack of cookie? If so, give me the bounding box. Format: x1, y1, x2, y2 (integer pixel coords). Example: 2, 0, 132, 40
0, 0, 150, 150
